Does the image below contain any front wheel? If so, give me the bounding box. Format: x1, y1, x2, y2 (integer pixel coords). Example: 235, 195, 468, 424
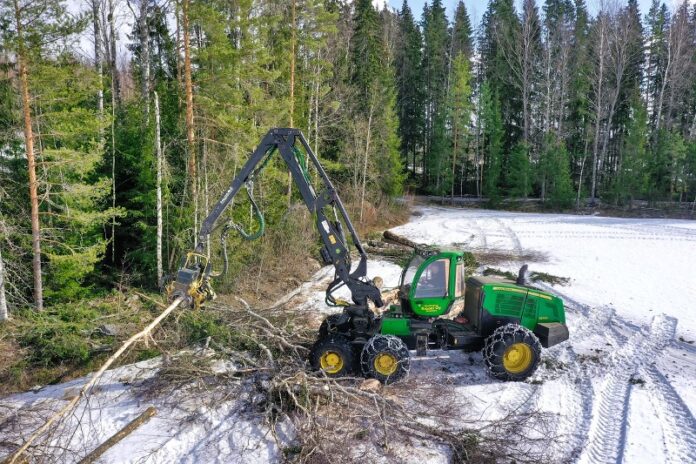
310, 335, 355, 377
361, 335, 410, 384
483, 324, 541, 381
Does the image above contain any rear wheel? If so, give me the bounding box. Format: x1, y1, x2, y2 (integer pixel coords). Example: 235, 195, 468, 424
310, 335, 355, 377
361, 335, 410, 384
483, 324, 541, 381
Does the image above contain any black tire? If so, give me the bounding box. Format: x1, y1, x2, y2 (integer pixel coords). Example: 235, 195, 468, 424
310, 335, 356, 377
361, 335, 410, 384
483, 324, 541, 381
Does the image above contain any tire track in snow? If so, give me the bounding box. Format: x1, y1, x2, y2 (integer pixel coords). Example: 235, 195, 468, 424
581, 314, 677, 464
496, 382, 541, 415
549, 356, 594, 462
640, 365, 696, 463
492, 218, 523, 255
467, 218, 488, 250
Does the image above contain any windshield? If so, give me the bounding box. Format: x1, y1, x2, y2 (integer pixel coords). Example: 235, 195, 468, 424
400, 254, 425, 290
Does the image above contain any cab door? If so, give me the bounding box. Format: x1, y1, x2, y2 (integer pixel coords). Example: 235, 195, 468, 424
409, 257, 454, 317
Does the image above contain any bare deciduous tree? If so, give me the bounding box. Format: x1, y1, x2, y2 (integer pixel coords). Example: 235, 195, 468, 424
589, 1, 635, 203
0, 242, 8, 321
155, 91, 163, 285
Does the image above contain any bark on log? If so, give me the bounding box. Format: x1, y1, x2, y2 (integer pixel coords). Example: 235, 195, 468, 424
78, 407, 156, 464
382, 230, 419, 250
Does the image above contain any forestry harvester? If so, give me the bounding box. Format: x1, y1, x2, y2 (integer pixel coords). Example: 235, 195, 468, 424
168, 128, 569, 383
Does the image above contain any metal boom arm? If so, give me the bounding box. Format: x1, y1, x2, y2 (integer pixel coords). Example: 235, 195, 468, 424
172, 128, 382, 309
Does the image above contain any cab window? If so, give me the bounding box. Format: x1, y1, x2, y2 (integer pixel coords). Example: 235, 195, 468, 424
414, 259, 449, 298
455, 262, 466, 297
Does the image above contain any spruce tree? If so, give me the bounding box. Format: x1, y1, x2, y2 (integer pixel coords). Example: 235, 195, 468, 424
481, 81, 504, 204
508, 143, 532, 198
611, 95, 649, 206
421, 0, 449, 192
395, 1, 424, 177
451, 1, 473, 60
446, 54, 472, 198
480, 0, 523, 178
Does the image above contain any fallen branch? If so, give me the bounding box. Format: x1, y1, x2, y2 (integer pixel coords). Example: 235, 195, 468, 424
77, 406, 156, 464
3, 297, 184, 464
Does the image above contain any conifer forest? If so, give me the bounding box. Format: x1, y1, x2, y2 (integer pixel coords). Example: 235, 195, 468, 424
1, 0, 695, 312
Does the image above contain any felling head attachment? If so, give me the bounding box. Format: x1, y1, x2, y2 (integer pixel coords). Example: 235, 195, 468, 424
166, 252, 217, 310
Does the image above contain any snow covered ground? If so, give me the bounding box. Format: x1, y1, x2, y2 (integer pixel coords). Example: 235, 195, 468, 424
2, 205, 695, 463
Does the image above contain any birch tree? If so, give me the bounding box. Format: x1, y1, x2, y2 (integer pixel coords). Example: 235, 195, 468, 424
0, 243, 7, 321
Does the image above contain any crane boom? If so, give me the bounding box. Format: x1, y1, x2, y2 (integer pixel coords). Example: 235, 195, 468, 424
168, 128, 383, 314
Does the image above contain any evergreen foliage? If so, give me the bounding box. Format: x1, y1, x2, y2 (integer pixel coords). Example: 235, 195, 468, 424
1, 0, 696, 312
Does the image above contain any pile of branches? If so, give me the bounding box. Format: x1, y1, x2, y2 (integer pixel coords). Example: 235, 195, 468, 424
1, 295, 557, 463
150, 298, 556, 463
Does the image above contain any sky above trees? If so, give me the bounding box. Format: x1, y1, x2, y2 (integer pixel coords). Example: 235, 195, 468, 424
386, 0, 673, 22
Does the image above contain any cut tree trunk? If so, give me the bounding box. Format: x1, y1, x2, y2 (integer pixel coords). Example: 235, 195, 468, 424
14, 0, 43, 310
78, 407, 156, 464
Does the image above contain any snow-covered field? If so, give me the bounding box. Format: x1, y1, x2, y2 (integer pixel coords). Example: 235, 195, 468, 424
2, 205, 695, 463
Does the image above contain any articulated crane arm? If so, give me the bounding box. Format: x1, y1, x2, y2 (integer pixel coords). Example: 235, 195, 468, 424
168, 128, 383, 314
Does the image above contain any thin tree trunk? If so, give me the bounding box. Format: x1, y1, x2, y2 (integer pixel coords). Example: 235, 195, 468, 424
14, 0, 43, 310
360, 104, 374, 224
108, 0, 120, 105
286, 0, 297, 204
175, 0, 183, 110
314, 70, 320, 157
139, 0, 150, 119
0, 243, 8, 321
590, 25, 606, 204
92, 0, 104, 133
155, 92, 163, 285
111, 72, 117, 264
576, 133, 590, 209
451, 122, 458, 202
203, 137, 210, 259
182, 0, 197, 245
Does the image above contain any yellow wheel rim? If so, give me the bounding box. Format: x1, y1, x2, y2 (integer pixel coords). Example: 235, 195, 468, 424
374, 353, 398, 376
502, 343, 533, 374
320, 351, 344, 374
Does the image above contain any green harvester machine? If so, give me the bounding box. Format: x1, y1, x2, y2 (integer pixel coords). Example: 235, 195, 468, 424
311, 247, 569, 383
167, 128, 569, 384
